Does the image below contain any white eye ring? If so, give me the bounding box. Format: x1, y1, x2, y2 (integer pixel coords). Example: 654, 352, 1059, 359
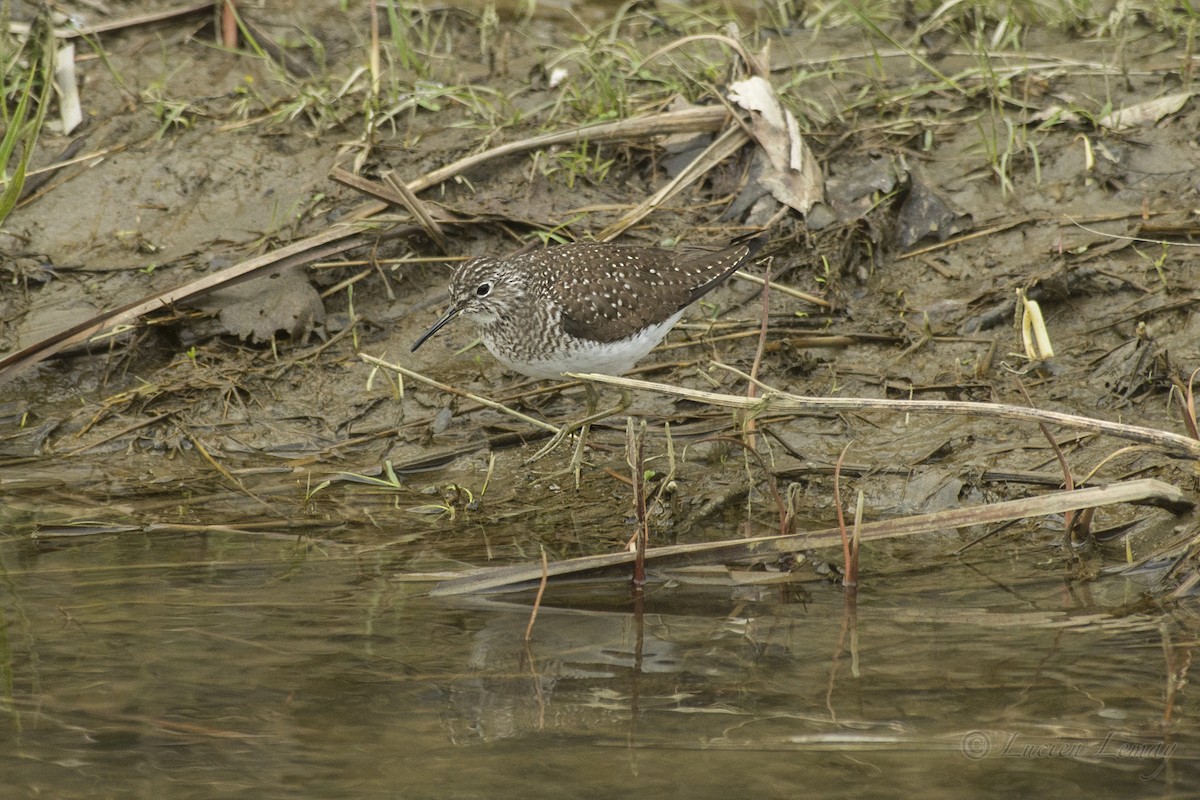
475, 282, 492, 297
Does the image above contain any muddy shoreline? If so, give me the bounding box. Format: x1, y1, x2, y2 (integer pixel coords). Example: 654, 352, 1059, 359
2, 2, 1198, 588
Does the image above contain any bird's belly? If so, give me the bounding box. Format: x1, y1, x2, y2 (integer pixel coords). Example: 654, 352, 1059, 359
483, 311, 684, 380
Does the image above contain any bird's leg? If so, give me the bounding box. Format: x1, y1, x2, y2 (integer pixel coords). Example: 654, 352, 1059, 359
526, 384, 632, 480
568, 420, 592, 489
567, 386, 634, 487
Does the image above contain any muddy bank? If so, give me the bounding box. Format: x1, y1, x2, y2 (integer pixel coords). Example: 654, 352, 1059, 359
1, 3, 1197, 590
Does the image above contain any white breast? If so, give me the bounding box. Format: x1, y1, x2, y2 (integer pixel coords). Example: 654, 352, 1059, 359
484, 310, 686, 380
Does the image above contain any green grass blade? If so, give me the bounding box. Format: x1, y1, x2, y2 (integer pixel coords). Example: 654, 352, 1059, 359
0, 19, 54, 226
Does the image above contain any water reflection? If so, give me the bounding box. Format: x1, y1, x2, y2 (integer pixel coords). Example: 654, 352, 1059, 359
0, 532, 1194, 797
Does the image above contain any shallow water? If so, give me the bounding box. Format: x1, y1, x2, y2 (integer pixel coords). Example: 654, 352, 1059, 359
0, 530, 1194, 798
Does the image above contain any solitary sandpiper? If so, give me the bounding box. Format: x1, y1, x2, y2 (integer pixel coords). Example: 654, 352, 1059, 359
411, 233, 767, 378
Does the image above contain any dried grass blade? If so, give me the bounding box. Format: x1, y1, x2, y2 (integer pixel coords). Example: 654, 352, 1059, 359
597, 124, 751, 241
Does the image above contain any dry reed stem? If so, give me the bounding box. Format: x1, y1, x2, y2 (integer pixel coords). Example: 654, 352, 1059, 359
427, 479, 1190, 595
404, 106, 733, 195
0, 218, 394, 383
382, 172, 449, 252
524, 546, 549, 641
570, 372, 1200, 460
7, 2, 214, 38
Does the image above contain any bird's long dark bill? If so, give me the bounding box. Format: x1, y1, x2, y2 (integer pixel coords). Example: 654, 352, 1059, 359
411, 307, 459, 352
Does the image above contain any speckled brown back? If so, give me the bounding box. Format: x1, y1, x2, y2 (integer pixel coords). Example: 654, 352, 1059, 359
519, 236, 764, 344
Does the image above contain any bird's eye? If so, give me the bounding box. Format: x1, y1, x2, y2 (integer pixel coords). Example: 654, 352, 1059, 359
475, 282, 492, 297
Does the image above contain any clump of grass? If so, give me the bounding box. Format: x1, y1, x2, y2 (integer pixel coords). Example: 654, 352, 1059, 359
805, 0, 1195, 42
806, 0, 1200, 199
381, 0, 454, 80
531, 140, 615, 188
0, 13, 53, 227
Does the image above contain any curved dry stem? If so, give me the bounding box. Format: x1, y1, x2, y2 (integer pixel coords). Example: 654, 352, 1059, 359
633, 34, 761, 79
571, 370, 1200, 461
361, 353, 559, 434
